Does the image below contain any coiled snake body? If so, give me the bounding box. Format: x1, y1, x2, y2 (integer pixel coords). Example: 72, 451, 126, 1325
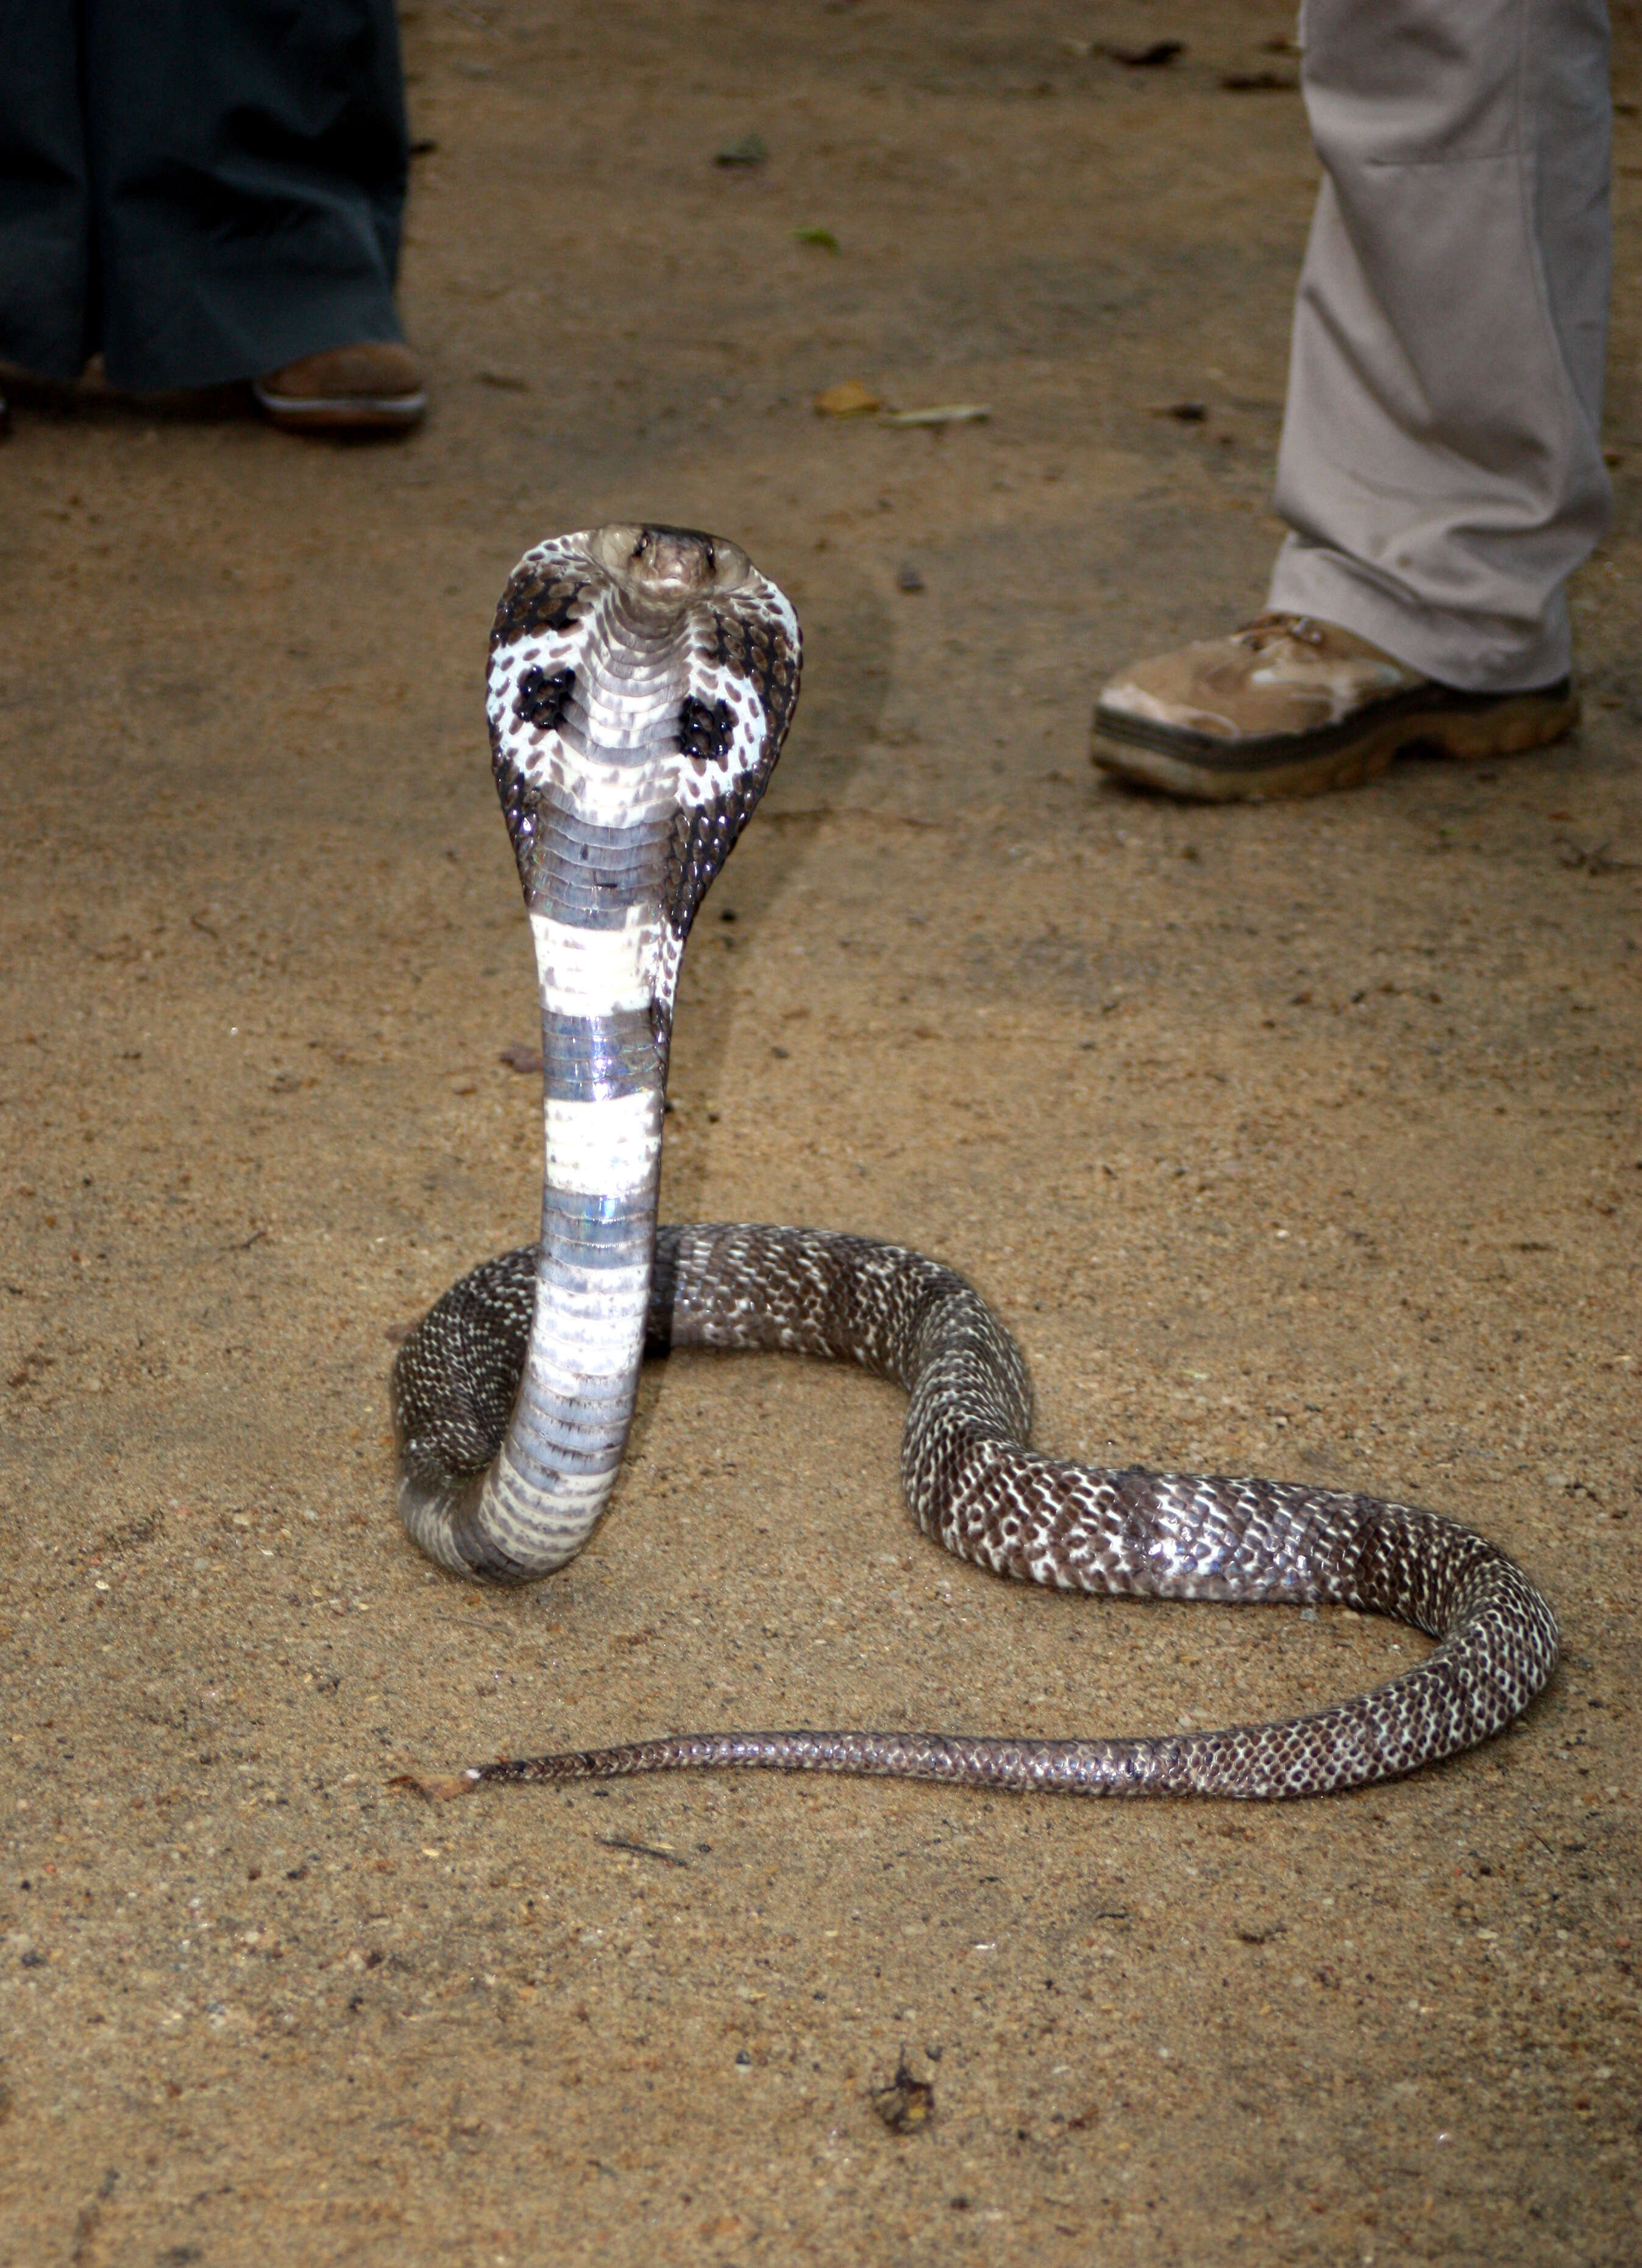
392, 525, 1557, 1801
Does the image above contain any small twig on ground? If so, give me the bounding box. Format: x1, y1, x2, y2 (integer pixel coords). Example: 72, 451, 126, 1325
594, 1833, 688, 1867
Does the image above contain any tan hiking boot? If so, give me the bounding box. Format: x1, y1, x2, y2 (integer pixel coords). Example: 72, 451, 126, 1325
1091, 614, 1578, 801
254, 342, 427, 434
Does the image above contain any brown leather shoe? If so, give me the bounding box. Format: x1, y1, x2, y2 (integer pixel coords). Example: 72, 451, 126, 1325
1092, 614, 1578, 801
254, 342, 427, 433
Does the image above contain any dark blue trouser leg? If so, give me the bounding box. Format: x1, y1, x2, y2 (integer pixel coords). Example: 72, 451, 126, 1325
0, 0, 94, 378
0, 0, 410, 391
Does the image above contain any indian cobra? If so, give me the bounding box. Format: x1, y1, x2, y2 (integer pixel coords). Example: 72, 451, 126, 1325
391, 523, 1558, 1802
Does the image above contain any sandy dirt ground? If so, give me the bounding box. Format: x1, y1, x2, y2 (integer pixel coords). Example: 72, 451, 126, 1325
2, 4, 1640, 2263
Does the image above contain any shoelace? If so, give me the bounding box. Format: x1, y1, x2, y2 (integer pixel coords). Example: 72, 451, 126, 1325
1232, 611, 1328, 653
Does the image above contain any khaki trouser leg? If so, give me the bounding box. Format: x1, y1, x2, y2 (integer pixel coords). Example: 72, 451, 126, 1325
1267, 0, 1612, 690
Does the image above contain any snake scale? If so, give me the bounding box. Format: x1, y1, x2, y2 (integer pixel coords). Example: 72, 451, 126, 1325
391, 524, 1558, 1802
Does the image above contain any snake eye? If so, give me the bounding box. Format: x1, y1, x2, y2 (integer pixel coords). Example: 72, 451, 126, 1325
703, 539, 716, 573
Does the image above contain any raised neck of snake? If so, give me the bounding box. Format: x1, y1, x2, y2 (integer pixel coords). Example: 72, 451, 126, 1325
392, 523, 801, 1581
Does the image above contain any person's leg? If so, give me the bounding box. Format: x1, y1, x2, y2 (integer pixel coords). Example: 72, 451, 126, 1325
0, 0, 93, 381
1093, 0, 1611, 799
1269, 0, 1612, 689
87, 0, 415, 397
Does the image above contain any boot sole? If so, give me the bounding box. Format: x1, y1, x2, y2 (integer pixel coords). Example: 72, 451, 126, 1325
1091, 684, 1578, 803
254, 384, 427, 433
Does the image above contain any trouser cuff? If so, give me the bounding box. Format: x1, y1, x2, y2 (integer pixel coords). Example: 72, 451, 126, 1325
1267, 537, 1574, 693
